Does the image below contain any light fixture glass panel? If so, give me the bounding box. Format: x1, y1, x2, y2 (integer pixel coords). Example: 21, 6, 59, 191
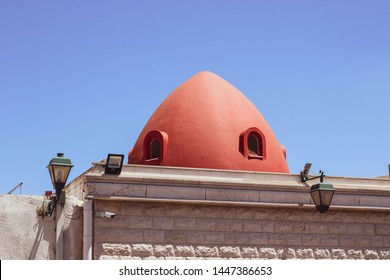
108, 156, 122, 167
54, 166, 71, 183
310, 190, 321, 206
320, 190, 334, 206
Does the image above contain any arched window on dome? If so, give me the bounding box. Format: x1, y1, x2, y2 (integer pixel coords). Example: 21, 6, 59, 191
248, 132, 263, 157
143, 130, 168, 164
147, 137, 161, 160
239, 128, 265, 159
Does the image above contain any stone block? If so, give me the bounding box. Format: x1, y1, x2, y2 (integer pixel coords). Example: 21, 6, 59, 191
347, 249, 364, 259
205, 232, 225, 244
153, 217, 174, 230
131, 244, 154, 257
117, 229, 143, 243
206, 188, 260, 202
220, 207, 236, 219
331, 249, 347, 259
339, 235, 355, 246
143, 230, 164, 243
370, 236, 383, 247
375, 224, 390, 235
235, 232, 250, 244
224, 232, 235, 244
296, 249, 314, 259
241, 247, 258, 258
345, 223, 363, 235
230, 220, 243, 231
175, 246, 195, 257
254, 209, 271, 220
301, 211, 321, 222
95, 216, 129, 229
101, 243, 132, 256
302, 234, 321, 246
260, 191, 309, 205
262, 221, 274, 233
143, 205, 166, 217
328, 223, 347, 234
195, 246, 219, 257
219, 246, 241, 258
95, 228, 119, 243
165, 205, 189, 217
320, 211, 353, 223
383, 236, 390, 247
309, 222, 328, 234
165, 230, 187, 243
249, 233, 268, 245
175, 217, 196, 230
314, 248, 330, 259
147, 185, 205, 200
363, 224, 375, 235
321, 235, 338, 247
153, 245, 175, 257
258, 247, 277, 259
121, 202, 143, 216
187, 231, 205, 243
197, 218, 216, 231
286, 234, 301, 246
268, 233, 285, 246
243, 220, 262, 232
355, 235, 370, 247
95, 201, 121, 213
130, 216, 152, 229
236, 208, 256, 219
379, 250, 390, 260
273, 221, 293, 233
364, 249, 379, 260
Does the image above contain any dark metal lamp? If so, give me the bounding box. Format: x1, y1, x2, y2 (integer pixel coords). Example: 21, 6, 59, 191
47, 153, 73, 201
301, 163, 335, 213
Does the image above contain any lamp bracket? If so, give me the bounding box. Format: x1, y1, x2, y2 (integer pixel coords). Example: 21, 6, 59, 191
300, 168, 325, 183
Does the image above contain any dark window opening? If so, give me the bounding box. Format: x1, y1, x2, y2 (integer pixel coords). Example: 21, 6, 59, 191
148, 138, 161, 159
248, 133, 263, 157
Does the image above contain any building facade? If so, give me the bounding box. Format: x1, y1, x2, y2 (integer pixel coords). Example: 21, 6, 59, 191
2, 71, 389, 260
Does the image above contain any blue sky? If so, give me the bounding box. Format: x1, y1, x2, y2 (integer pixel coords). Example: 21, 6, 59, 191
1, 1, 389, 195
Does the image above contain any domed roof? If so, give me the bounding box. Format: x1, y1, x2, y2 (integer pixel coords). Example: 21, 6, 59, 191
128, 71, 289, 173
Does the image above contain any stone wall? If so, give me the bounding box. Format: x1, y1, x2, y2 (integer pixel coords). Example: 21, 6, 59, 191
94, 200, 390, 259
0, 195, 83, 260
0, 195, 55, 260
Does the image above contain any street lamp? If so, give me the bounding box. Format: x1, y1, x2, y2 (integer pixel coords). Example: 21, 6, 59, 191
301, 163, 335, 213
47, 153, 73, 202
310, 183, 335, 213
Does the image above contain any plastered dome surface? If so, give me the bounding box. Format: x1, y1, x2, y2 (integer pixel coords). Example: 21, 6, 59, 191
128, 71, 289, 173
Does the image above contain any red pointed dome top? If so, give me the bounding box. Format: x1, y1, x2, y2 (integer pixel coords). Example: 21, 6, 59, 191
128, 71, 289, 173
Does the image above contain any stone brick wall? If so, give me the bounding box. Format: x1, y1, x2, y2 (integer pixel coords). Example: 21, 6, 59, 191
94, 200, 390, 259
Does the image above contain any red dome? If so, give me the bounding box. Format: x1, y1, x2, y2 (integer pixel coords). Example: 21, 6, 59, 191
128, 71, 289, 173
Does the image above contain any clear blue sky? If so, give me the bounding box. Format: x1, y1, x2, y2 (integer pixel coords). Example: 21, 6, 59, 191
1, 1, 389, 195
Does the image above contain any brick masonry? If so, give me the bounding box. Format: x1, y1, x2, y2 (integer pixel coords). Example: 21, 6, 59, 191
94, 200, 390, 259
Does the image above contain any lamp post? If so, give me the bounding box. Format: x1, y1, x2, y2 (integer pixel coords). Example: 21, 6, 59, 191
47, 153, 73, 202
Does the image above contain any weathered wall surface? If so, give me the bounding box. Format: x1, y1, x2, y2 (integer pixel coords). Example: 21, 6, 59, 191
0, 195, 83, 260
0, 195, 55, 260
62, 196, 84, 260
94, 200, 390, 259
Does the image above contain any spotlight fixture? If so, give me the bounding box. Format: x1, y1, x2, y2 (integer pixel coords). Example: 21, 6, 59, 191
104, 154, 124, 175
300, 163, 335, 213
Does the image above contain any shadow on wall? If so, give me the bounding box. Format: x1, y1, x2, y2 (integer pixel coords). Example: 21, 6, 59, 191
28, 216, 56, 260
